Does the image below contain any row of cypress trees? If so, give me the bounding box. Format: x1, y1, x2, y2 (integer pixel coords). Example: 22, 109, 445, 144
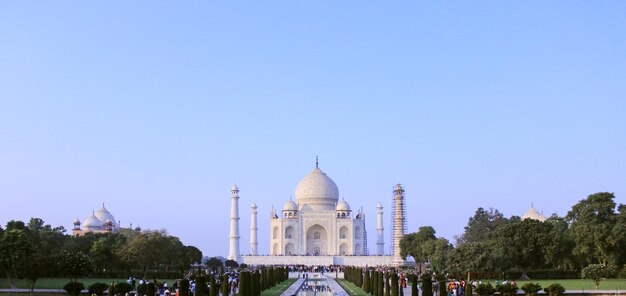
346, 267, 474, 296
175, 267, 288, 296
344, 267, 406, 296
238, 267, 289, 296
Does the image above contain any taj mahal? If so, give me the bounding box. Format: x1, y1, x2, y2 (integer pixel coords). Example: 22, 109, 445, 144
227, 159, 408, 266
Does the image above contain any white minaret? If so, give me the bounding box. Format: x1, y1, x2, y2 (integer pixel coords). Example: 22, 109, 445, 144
391, 183, 407, 265
250, 201, 258, 256
228, 185, 241, 262
376, 202, 385, 255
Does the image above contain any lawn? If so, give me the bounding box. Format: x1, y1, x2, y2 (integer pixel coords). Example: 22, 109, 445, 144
337, 279, 626, 295
0, 278, 178, 290
336, 279, 370, 296
260, 279, 297, 296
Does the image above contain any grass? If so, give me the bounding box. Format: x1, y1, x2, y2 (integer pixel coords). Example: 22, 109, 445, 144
336, 279, 370, 296
336, 279, 626, 295
260, 279, 297, 296
482, 279, 626, 291
0, 278, 178, 290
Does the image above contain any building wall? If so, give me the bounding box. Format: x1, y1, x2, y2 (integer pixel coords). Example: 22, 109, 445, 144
241, 255, 395, 267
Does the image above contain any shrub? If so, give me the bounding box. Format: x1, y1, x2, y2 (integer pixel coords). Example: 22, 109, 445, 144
63, 281, 85, 296
543, 283, 565, 296
88, 282, 109, 296
115, 282, 134, 296
497, 283, 519, 296
582, 264, 618, 289
474, 283, 496, 296
521, 283, 542, 296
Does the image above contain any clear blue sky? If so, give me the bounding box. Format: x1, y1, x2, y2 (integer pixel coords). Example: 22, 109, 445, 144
1, 1, 625, 257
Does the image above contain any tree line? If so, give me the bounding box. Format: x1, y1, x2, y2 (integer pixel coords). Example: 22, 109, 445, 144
0, 218, 202, 289
400, 192, 626, 280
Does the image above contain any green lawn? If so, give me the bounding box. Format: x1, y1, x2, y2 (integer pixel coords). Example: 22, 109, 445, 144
336, 279, 370, 296
485, 279, 626, 291
260, 279, 297, 296
337, 278, 626, 294
0, 278, 178, 290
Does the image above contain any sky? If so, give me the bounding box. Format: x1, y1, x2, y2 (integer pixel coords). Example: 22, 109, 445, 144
1, 1, 625, 258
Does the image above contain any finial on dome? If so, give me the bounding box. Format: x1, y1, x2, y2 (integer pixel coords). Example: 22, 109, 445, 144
316, 155, 319, 168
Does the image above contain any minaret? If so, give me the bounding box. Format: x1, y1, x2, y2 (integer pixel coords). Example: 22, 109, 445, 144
228, 185, 241, 262
391, 184, 407, 265
250, 201, 258, 256
376, 202, 385, 255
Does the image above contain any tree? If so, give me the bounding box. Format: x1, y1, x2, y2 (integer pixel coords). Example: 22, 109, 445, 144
225, 259, 239, 269
400, 226, 436, 272
57, 250, 94, 282
0, 228, 34, 288
446, 242, 497, 281
116, 229, 175, 278
421, 237, 452, 272
457, 207, 508, 244
566, 192, 623, 266
581, 264, 618, 289
490, 219, 553, 274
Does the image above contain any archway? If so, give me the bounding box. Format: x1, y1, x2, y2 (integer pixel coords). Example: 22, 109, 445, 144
306, 224, 328, 256
285, 226, 294, 239
272, 227, 279, 239
272, 243, 279, 255
339, 243, 349, 255
339, 226, 348, 239
285, 243, 294, 255
354, 226, 362, 239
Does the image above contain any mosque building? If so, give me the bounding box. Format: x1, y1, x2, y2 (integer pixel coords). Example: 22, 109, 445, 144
228, 159, 407, 266
72, 204, 121, 236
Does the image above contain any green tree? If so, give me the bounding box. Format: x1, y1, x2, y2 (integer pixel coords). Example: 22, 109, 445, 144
446, 241, 497, 281
566, 192, 623, 266
458, 207, 508, 244
581, 264, 618, 289
0, 227, 34, 288
399, 226, 436, 272
490, 219, 553, 274
421, 237, 452, 272
57, 250, 94, 282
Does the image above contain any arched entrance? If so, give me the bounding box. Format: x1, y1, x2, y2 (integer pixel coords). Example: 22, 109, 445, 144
306, 224, 328, 256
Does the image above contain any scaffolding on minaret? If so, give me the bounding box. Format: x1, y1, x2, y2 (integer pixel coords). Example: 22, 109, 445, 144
361, 207, 368, 255
390, 184, 407, 261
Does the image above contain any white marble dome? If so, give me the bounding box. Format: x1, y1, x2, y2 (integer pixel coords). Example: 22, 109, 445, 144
83, 213, 103, 229
336, 199, 350, 211
295, 166, 339, 210
95, 205, 118, 228
283, 200, 298, 211
522, 205, 547, 222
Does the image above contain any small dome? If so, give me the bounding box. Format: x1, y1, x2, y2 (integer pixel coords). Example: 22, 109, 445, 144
336, 199, 350, 211
251, 201, 257, 208
231, 184, 239, 192
376, 202, 383, 209
283, 200, 298, 212
73, 218, 81, 225
83, 213, 103, 229
295, 167, 339, 210
522, 205, 546, 222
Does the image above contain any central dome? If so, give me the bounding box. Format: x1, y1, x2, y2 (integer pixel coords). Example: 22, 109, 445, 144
295, 166, 339, 210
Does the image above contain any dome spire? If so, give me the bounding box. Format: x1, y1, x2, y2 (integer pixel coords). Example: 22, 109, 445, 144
315, 155, 319, 168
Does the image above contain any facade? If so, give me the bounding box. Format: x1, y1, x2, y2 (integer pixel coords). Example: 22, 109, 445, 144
72, 204, 120, 236
230, 159, 407, 266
